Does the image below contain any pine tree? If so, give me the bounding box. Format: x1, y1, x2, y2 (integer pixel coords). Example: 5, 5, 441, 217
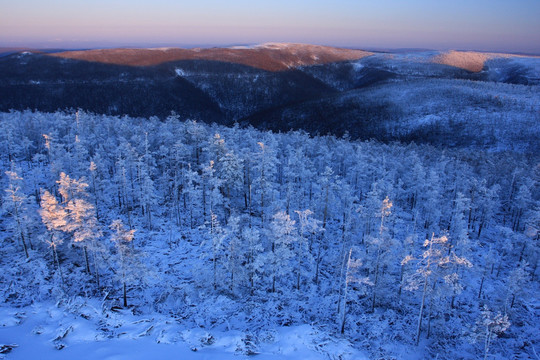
3, 166, 32, 258
65, 196, 103, 287
474, 305, 511, 360
110, 219, 137, 307
506, 261, 529, 309
402, 234, 472, 345
219, 150, 244, 211
253, 140, 278, 225
268, 211, 296, 293
39, 190, 68, 288
208, 211, 226, 290
284, 146, 312, 213
226, 214, 243, 294
369, 196, 393, 312
449, 192, 470, 255
57, 173, 103, 286
183, 164, 202, 229
137, 133, 157, 229
137, 157, 157, 229
243, 226, 263, 294
294, 209, 320, 290
338, 247, 372, 334
88, 161, 101, 220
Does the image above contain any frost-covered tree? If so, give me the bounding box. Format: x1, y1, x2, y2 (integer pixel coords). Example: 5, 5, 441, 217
417, 170, 442, 235
39, 190, 68, 287
181, 163, 202, 228
368, 196, 393, 312
402, 234, 472, 345
207, 212, 226, 290
88, 161, 101, 220
506, 261, 529, 309
202, 160, 224, 224
477, 245, 496, 300
474, 305, 511, 360
3, 166, 33, 258
114, 139, 138, 225
110, 219, 138, 307
242, 226, 263, 294
523, 204, 540, 275
510, 180, 533, 232
137, 133, 158, 229
284, 146, 312, 214
69, 134, 90, 178
218, 150, 244, 210
474, 183, 500, 238
338, 247, 372, 334
57, 173, 103, 286
268, 211, 296, 292
184, 120, 207, 166
66, 196, 103, 286
253, 139, 278, 225
449, 192, 470, 255
294, 209, 320, 290
225, 214, 243, 294
318, 166, 336, 230
137, 157, 157, 229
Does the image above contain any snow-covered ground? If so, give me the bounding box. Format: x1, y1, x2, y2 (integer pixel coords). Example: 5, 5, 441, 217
0, 302, 366, 359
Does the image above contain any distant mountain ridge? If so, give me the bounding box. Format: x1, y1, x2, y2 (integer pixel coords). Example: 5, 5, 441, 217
3, 44, 539, 72
44, 44, 540, 72
1, 43, 538, 152
48, 43, 373, 71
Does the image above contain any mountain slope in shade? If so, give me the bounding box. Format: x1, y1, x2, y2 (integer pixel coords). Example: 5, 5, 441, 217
1, 44, 538, 152
49, 43, 373, 71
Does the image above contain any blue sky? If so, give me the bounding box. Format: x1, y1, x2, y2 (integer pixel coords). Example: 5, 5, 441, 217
1, 0, 539, 53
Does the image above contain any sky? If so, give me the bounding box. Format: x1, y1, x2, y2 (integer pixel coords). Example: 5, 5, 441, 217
1, 0, 539, 53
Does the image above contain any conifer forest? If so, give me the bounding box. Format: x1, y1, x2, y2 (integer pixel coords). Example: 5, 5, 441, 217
0, 110, 538, 359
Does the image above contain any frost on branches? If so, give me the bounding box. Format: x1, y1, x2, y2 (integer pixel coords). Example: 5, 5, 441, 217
0, 111, 537, 360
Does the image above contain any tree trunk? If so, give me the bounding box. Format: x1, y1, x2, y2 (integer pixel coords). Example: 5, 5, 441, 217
336, 250, 348, 315
315, 237, 322, 286
15, 208, 29, 258
518, 243, 526, 263
52, 242, 66, 291
477, 214, 485, 238
123, 281, 128, 307
484, 327, 492, 360
398, 265, 404, 298
371, 248, 381, 313
213, 255, 217, 290
415, 274, 429, 345
322, 186, 329, 229
92, 247, 100, 288
84, 246, 91, 274
427, 298, 433, 339
478, 273, 485, 299
339, 249, 352, 334
296, 255, 301, 291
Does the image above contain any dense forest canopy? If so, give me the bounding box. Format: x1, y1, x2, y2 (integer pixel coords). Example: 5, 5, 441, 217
0, 110, 538, 359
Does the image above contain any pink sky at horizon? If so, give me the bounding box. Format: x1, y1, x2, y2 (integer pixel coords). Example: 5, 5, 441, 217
1, 0, 539, 54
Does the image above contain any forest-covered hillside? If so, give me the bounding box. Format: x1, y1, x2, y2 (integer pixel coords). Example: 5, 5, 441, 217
0, 111, 538, 359
1, 49, 539, 153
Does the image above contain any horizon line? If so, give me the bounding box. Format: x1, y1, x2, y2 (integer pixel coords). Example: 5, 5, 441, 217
1, 42, 540, 57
